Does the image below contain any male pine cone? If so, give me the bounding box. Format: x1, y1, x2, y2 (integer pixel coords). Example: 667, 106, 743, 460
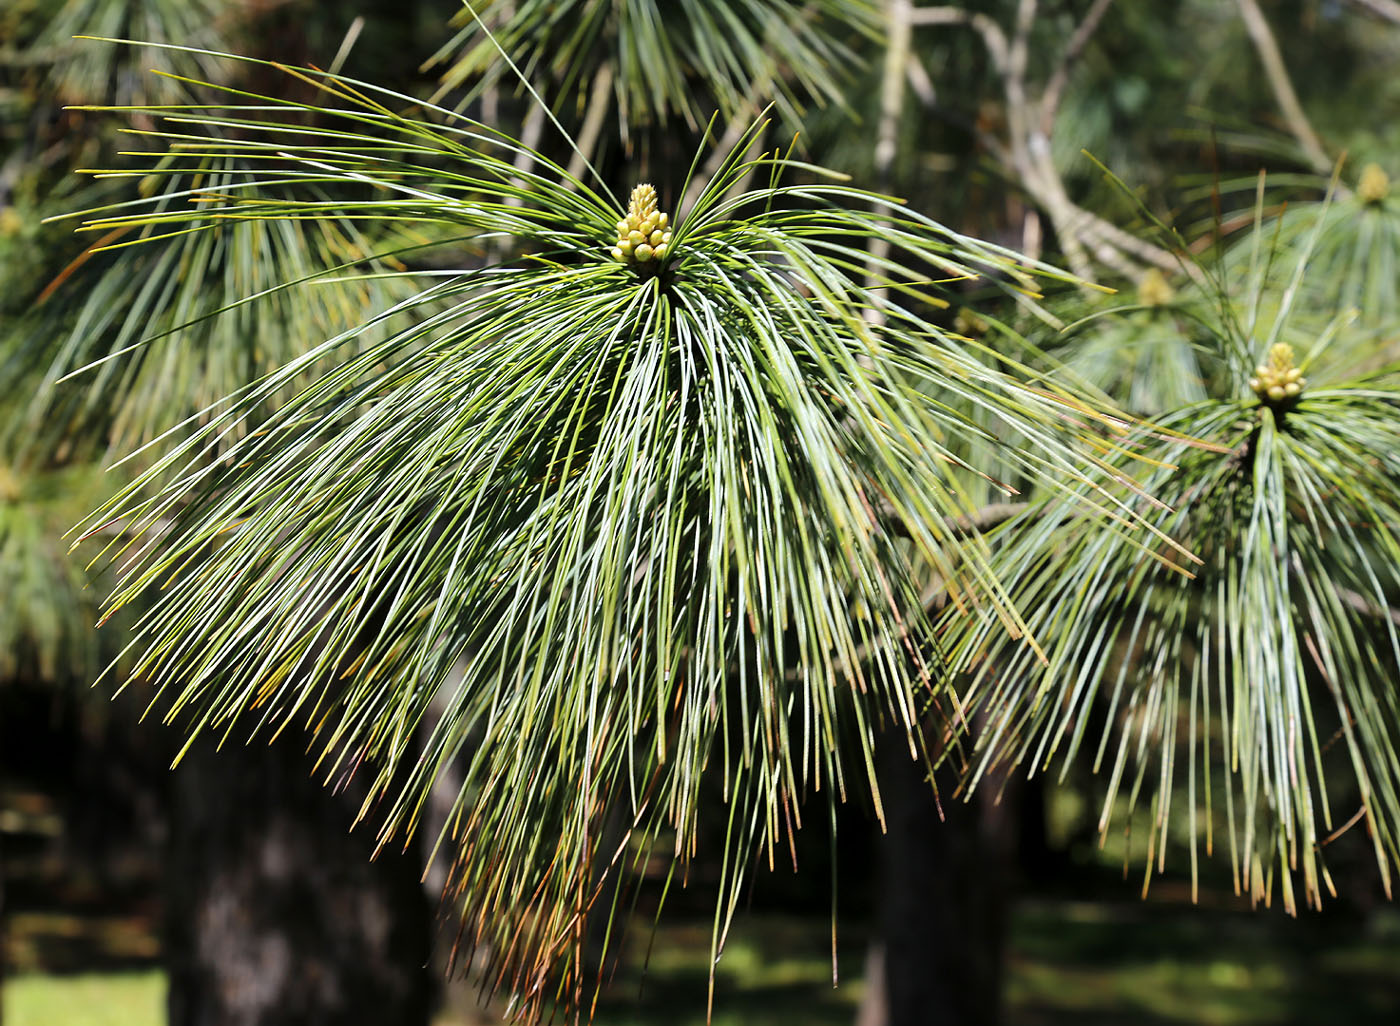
1249, 343, 1306, 403
1358, 163, 1390, 205
1138, 268, 1175, 308
611, 184, 672, 266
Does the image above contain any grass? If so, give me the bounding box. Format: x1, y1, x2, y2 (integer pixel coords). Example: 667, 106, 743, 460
1007, 899, 1400, 1025
3, 971, 163, 1026
7, 901, 1400, 1025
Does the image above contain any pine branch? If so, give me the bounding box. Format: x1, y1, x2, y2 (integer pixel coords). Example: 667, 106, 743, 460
1040, 0, 1117, 134
565, 63, 615, 185
1235, 0, 1332, 175
866, 0, 915, 328
1345, 0, 1400, 25
910, 1, 1179, 282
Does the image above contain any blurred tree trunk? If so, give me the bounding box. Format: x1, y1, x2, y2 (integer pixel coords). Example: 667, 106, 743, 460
856, 736, 1018, 1026
166, 737, 433, 1026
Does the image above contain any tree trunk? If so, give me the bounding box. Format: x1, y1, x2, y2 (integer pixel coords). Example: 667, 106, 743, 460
166, 737, 433, 1026
857, 739, 1017, 1026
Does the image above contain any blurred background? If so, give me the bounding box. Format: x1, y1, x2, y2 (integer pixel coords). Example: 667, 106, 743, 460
4, 1, 1400, 1024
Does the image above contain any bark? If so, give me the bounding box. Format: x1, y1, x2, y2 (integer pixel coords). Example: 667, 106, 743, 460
166, 737, 433, 1026
857, 739, 1017, 1026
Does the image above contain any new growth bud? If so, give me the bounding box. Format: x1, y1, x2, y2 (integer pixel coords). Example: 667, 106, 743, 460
613, 184, 673, 268
953, 308, 989, 337
1358, 163, 1390, 205
1138, 268, 1175, 308
1248, 343, 1306, 404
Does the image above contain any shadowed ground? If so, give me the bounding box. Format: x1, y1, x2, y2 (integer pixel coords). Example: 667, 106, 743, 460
7, 902, 1400, 1025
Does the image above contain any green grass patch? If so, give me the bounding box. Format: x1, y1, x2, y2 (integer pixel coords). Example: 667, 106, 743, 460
6, 903, 1400, 1025
3, 971, 164, 1026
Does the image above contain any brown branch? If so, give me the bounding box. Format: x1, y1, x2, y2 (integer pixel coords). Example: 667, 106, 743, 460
1318, 806, 1369, 848
910, 0, 1181, 284
512, 105, 546, 185
1008, 0, 1038, 89
1040, 0, 1117, 134
866, 0, 915, 328
1337, 587, 1400, 627
904, 49, 937, 107
1004, 0, 1037, 173
909, 7, 1009, 71
1235, 0, 1332, 175
327, 15, 365, 77
681, 110, 758, 215
947, 502, 1029, 536
880, 501, 1030, 541
1023, 149, 1099, 282
875, 0, 914, 198
1345, 0, 1400, 24
565, 63, 615, 185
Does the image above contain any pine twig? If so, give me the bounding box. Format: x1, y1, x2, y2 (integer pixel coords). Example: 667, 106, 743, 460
566, 63, 615, 186
865, 0, 915, 328
1235, 0, 1332, 175
910, 0, 1182, 283
1345, 0, 1400, 25
1040, 0, 1117, 134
